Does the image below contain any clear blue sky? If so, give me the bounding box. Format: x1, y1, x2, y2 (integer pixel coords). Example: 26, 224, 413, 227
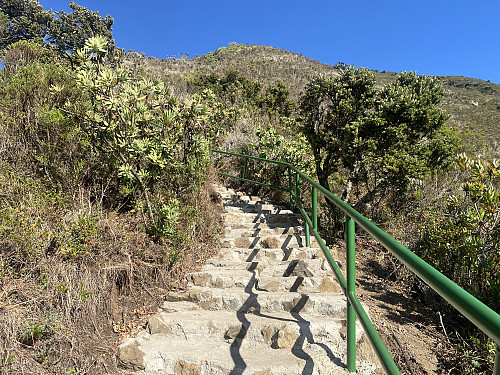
40, 0, 500, 83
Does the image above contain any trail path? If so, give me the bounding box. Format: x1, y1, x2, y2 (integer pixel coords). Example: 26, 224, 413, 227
118, 185, 379, 374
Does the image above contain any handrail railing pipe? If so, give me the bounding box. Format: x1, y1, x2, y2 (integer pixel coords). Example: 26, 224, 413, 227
212, 149, 500, 375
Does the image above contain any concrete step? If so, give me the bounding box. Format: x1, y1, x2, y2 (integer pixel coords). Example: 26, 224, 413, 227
186, 268, 341, 294
223, 226, 305, 238
221, 234, 317, 249
132, 332, 357, 375
164, 288, 347, 315
147, 307, 346, 346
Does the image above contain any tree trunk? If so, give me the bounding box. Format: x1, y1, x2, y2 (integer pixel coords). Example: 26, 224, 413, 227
341, 161, 359, 205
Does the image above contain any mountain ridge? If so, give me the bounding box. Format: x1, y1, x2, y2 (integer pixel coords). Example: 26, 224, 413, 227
142, 43, 498, 155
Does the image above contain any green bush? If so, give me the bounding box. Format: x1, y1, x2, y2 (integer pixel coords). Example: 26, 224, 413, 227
416, 154, 499, 310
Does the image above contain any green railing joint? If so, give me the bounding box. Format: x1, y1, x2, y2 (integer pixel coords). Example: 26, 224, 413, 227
212, 149, 500, 375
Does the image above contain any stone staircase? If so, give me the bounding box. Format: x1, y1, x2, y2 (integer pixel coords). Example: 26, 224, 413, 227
119, 185, 379, 374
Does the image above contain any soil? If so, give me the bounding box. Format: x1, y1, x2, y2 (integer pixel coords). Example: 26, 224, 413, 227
332, 236, 448, 374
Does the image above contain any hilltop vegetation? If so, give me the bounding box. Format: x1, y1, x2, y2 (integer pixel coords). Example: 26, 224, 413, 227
141, 43, 499, 156
0, 1, 498, 374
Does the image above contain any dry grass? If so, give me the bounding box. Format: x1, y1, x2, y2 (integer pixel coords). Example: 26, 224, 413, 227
0, 166, 224, 374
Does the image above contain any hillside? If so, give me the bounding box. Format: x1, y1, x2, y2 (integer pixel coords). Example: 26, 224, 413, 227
0, 27, 497, 374
137, 43, 500, 156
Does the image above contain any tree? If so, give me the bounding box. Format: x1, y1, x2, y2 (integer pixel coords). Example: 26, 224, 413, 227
0, 0, 53, 47
299, 67, 455, 213
47, 1, 114, 62
260, 80, 296, 121
299, 66, 377, 204
0, 1, 115, 67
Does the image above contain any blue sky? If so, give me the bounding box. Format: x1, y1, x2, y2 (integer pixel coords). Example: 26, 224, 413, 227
39, 0, 500, 83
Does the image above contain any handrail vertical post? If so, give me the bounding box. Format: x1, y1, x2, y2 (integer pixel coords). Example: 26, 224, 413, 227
288, 166, 293, 210
295, 171, 300, 207
242, 157, 248, 179
312, 187, 318, 231
346, 215, 356, 372
305, 219, 311, 247
494, 345, 500, 375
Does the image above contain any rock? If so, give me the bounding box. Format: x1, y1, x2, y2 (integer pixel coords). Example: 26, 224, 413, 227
260, 236, 281, 248
282, 295, 313, 313
339, 323, 347, 339
199, 298, 219, 309
231, 224, 248, 230
289, 259, 315, 277
224, 324, 247, 339
317, 276, 341, 293
257, 281, 284, 292
261, 325, 275, 344
274, 324, 299, 349
224, 213, 241, 224
187, 272, 212, 286
254, 370, 273, 375
313, 249, 325, 259
234, 237, 252, 248
357, 334, 383, 371
216, 250, 240, 261
165, 289, 201, 303
267, 215, 288, 224
174, 360, 201, 375
117, 338, 145, 370
148, 315, 172, 335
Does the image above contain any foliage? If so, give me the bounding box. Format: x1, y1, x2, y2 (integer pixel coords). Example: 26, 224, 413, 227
65, 36, 220, 232
190, 70, 262, 106
0, 42, 92, 191
0, 39, 53, 74
0, 0, 115, 65
416, 154, 499, 311
251, 124, 314, 171
245, 124, 313, 193
299, 66, 377, 201
0, 0, 53, 47
299, 67, 457, 214
48, 1, 115, 64
259, 79, 297, 121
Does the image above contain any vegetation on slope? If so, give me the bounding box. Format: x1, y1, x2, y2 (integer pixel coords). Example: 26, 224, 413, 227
0, 1, 498, 374
0, 2, 229, 374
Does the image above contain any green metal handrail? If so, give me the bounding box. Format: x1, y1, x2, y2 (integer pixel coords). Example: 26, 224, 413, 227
212, 149, 500, 374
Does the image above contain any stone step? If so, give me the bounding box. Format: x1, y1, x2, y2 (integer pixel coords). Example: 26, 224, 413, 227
203, 258, 329, 275
208, 247, 320, 263
223, 212, 302, 226
130, 331, 361, 375
164, 288, 347, 315
118, 185, 380, 374
224, 221, 304, 232
147, 307, 347, 346
221, 234, 317, 249
223, 226, 304, 239
224, 204, 294, 216
186, 269, 341, 294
